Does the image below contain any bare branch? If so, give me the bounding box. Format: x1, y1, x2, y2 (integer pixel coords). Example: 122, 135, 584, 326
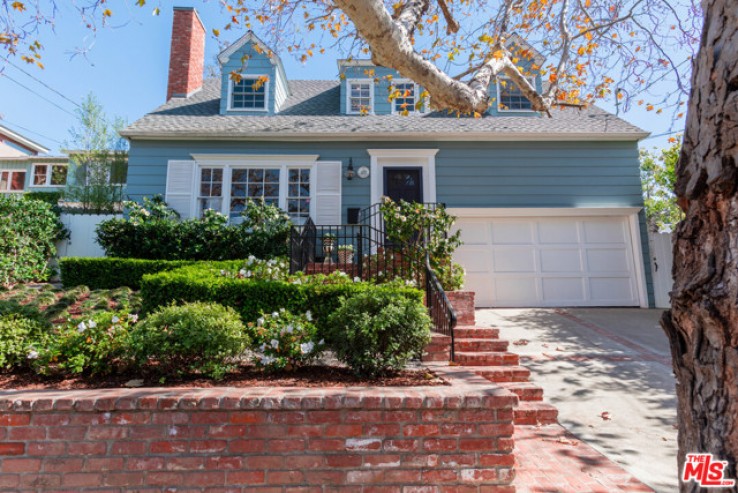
437, 0, 459, 35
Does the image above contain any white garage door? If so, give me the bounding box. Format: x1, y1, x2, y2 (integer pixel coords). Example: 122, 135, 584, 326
453, 215, 642, 307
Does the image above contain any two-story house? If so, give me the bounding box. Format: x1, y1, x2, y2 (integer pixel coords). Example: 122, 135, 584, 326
121, 7, 654, 308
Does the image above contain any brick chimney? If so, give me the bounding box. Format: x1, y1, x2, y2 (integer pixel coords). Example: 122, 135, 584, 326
166, 7, 205, 100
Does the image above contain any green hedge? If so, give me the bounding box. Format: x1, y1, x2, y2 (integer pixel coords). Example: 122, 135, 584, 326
59, 257, 197, 290
139, 262, 424, 330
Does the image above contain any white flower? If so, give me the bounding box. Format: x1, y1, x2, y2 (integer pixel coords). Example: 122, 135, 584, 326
257, 317, 265, 327
262, 355, 275, 366
77, 321, 87, 333
270, 339, 279, 349
300, 342, 315, 354
305, 311, 313, 321
239, 269, 247, 276
248, 255, 256, 261
246, 271, 252, 278
271, 311, 279, 318
88, 320, 97, 328
260, 343, 267, 352
353, 277, 361, 283
128, 314, 139, 323
293, 279, 302, 285
111, 316, 120, 324
285, 324, 294, 334
27, 350, 39, 360
280, 308, 286, 313
220, 269, 227, 276
318, 339, 325, 346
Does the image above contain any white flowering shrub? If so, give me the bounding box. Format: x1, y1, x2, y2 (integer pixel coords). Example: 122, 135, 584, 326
220, 256, 289, 281
0, 314, 50, 371
34, 311, 138, 376
249, 309, 324, 371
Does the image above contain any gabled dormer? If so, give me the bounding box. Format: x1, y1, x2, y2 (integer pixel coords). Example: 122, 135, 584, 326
338, 60, 430, 116
217, 32, 290, 115
489, 35, 545, 116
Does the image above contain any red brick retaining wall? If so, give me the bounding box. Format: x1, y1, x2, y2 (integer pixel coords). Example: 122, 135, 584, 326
448, 291, 476, 326
0, 375, 516, 492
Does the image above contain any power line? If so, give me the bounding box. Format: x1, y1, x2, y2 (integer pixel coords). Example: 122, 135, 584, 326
0, 119, 63, 146
3, 58, 82, 110
643, 129, 683, 140
1, 73, 77, 117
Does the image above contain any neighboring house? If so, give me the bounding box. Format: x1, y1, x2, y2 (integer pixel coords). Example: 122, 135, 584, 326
0, 125, 69, 193
121, 7, 654, 308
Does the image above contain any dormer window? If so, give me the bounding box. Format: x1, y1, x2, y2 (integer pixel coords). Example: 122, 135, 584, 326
229, 76, 268, 111
347, 80, 373, 114
392, 80, 426, 114
497, 76, 535, 112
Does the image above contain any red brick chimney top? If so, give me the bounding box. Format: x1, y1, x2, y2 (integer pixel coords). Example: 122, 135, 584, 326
166, 7, 206, 100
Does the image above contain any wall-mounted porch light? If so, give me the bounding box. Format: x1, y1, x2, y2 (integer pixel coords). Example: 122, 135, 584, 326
345, 157, 355, 180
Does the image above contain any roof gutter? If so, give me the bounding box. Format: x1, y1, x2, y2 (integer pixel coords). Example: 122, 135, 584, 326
119, 130, 650, 142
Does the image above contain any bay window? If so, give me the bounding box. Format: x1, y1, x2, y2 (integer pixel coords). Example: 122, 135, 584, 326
197, 164, 312, 223
0, 170, 26, 192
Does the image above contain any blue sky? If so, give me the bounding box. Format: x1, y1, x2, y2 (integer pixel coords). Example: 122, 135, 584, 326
0, 2, 685, 155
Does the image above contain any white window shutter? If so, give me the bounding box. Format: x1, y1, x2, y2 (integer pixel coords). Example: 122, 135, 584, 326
314, 161, 342, 225
165, 160, 196, 219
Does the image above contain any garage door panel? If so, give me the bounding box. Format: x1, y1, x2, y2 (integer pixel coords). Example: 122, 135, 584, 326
457, 220, 490, 244
582, 220, 627, 244
589, 277, 635, 304
541, 278, 585, 303
492, 222, 534, 244
585, 248, 630, 272
494, 247, 536, 273
453, 214, 641, 308
540, 249, 582, 273
494, 277, 537, 304
538, 220, 579, 244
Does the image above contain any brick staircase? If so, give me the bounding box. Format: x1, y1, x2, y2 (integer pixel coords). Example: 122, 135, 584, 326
424, 321, 558, 426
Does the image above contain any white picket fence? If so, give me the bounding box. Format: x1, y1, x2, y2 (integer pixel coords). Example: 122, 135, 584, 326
56, 213, 121, 258
648, 231, 674, 308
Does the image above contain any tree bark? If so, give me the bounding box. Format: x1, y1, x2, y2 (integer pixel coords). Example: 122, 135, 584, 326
661, 0, 738, 491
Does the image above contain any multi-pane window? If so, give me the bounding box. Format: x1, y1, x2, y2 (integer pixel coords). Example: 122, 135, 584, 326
497, 77, 534, 111
287, 169, 311, 224
0, 170, 26, 192
198, 168, 223, 215
230, 77, 267, 110
393, 82, 418, 113
230, 168, 281, 219
348, 81, 372, 114
32, 164, 67, 187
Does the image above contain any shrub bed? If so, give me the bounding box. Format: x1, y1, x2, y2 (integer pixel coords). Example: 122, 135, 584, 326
140, 262, 424, 334
59, 257, 196, 290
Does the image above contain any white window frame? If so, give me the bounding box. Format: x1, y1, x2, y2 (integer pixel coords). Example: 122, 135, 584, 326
346, 79, 374, 115
31, 163, 68, 188
227, 75, 270, 112
190, 155, 319, 223
390, 79, 429, 114
496, 76, 537, 113
0, 169, 27, 192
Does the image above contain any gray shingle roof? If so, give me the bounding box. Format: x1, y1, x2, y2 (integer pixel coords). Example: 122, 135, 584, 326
121, 78, 648, 141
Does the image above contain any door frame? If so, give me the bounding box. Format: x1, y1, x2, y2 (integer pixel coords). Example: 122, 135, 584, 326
383, 166, 424, 203
368, 149, 438, 206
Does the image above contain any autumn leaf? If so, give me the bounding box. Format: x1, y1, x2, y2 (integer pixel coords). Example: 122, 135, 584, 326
11, 2, 25, 12
600, 411, 612, 421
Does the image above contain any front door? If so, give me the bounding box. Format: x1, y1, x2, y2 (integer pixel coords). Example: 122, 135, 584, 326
384, 167, 423, 203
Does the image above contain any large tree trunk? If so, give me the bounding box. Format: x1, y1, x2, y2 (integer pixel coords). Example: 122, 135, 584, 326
661, 0, 738, 491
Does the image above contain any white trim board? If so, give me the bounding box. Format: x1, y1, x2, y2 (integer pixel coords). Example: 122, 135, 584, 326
368, 149, 438, 205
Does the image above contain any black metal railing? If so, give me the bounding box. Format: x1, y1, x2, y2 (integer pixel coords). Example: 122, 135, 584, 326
425, 252, 458, 359
289, 202, 458, 359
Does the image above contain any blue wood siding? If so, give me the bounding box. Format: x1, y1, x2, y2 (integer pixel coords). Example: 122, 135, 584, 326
126, 139, 653, 306
219, 42, 279, 115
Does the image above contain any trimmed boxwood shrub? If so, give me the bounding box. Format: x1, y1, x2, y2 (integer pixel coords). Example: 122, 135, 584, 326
59, 257, 196, 290
139, 262, 424, 333
326, 291, 432, 376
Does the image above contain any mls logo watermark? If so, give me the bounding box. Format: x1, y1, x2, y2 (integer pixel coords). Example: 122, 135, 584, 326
682, 453, 736, 488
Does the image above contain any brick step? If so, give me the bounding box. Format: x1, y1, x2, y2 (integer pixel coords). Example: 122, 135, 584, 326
514, 402, 559, 425
305, 263, 359, 276
465, 366, 531, 383
455, 351, 520, 367
454, 338, 509, 352
498, 382, 544, 402
453, 327, 500, 339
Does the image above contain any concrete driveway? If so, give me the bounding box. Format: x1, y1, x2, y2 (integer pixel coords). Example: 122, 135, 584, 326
476, 308, 678, 493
